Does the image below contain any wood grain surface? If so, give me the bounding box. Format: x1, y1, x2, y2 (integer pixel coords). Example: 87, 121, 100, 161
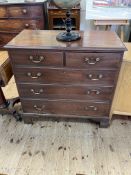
5, 30, 126, 51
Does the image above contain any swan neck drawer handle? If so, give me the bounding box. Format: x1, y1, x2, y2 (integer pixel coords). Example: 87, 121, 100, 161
27, 72, 42, 79
30, 89, 44, 95
85, 106, 98, 111
85, 57, 100, 65
88, 74, 103, 81
87, 89, 100, 95
34, 105, 45, 112
29, 55, 45, 63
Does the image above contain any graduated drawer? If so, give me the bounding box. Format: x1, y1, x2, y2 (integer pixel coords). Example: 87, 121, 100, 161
66, 52, 122, 69
18, 84, 114, 101
0, 6, 7, 18
10, 50, 63, 66
14, 67, 117, 85
0, 19, 44, 32
21, 99, 110, 117
8, 5, 43, 18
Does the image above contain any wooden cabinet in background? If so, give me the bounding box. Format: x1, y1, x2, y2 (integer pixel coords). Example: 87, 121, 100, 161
47, 2, 80, 30
0, 2, 47, 48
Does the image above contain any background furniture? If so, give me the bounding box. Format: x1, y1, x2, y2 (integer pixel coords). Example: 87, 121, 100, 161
0, 51, 12, 108
0, 50, 20, 119
0, 51, 12, 86
110, 43, 131, 117
5, 30, 126, 127
0, 1, 47, 48
47, 2, 80, 30
0, 1, 47, 117
94, 20, 129, 41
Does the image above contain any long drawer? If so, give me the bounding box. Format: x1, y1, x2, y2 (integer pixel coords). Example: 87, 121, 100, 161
0, 19, 44, 32
9, 50, 63, 66
18, 84, 114, 101
66, 52, 122, 69
0, 5, 43, 19
21, 99, 110, 117
8, 5, 43, 18
14, 67, 118, 85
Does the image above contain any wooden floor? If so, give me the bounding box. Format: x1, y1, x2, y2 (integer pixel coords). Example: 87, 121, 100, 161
0, 77, 131, 175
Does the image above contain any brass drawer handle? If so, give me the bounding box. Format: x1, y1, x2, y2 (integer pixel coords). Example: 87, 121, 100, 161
87, 89, 100, 95
34, 105, 45, 112
84, 57, 100, 65
85, 106, 98, 111
22, 8, 27, 14
88, 74, 103, 81
30, 89, 44, 95
27, 72, 42, 79
25, 23, 30, 28
29, 55, 45, 63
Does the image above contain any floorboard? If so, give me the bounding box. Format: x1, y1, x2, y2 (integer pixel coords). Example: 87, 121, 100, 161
0, 77, 130, 175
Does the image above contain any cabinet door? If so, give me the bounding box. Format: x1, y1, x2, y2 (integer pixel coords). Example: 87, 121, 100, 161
111, 62, 131, 115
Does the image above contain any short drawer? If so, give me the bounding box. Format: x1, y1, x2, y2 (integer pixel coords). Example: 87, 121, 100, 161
8, 5, 43, 18
18, 84, 114, 101
0, 7, 7, 18
66, 52, 122, 69
0, 19, 44, 32
10, 50, 63, 66
14, 67, 118, 85
21, 99, 110, 117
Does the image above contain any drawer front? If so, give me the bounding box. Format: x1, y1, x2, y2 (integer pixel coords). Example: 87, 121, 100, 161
18, 84, 114, 101
8, 5, 43, 18
49, 9, 79, 16
0, 32, 17, 47
21, 99, 110, 117
0, 7, 7, 18
14, 67, 117, 85
66, 52, 122, 69
10, 50, 63, 66
0, 19, 44, 32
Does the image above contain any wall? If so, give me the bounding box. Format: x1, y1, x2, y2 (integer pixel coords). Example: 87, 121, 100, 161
80, 0, 130, 41
80, 0, 95, 30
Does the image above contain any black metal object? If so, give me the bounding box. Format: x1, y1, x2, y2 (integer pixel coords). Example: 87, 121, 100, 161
56, 10, 81, 42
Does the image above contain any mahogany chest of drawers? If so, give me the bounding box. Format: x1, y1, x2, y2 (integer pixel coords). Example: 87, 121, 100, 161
5, 30, 126, 127
0, 1, 46, 48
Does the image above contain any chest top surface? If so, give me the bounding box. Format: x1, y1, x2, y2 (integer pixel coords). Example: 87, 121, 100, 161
5, 30, 126, 51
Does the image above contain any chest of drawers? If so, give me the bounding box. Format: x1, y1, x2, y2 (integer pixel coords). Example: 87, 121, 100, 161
5, 30, 126, 127
0, 2, 46, 48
